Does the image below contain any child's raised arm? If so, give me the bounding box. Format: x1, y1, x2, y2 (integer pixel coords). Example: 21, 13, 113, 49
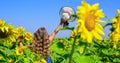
49, 18, 67, 42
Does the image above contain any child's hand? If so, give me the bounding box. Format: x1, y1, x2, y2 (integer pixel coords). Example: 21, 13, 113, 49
60, 13, 70, 24
60, 18, 67, 24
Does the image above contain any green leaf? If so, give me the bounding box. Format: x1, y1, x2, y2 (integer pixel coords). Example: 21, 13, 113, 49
50, 41, 66, 54
102, 49, 109, 55
72, 52, 81, 63
0, 51, 7, 61
0, 60, 6, 62
61, 27, 74, 30
24, 58, 30, 63
4, 49, 14, 55
24, 49, 31, 56
30, 53, 35, 60
79, 56, 95, 63
18, 55, 24, 60
71, 14, 78, 18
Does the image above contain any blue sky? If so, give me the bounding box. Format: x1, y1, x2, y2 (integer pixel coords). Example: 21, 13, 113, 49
0, 0, 120, 38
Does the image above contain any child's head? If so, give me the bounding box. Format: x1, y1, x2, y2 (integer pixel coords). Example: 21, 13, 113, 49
32, 27, 50, 58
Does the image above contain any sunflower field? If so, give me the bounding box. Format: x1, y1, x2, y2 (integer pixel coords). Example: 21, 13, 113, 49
0, 0, 120, 63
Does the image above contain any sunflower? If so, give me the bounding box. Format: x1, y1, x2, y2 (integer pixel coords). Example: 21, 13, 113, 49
15, 46, 27, 55
109, 31, 119, 48
15, 27, 33, 44
79, 48, 84, 54
33, 59, 47, 63
15, 27, 25, 35
0, 55, 3, 59
76, 1, 105, 43
109, 9, 120, 48
15, 46, 23, 55
0, 20, 5, 26
8, 59, 14, 63
0, 20, 9, 33
0, 20, 18, 47
70, 30, 77, 37
24, 32, 33, 41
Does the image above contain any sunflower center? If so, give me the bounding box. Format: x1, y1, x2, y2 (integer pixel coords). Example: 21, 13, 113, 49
85, 11, 96, 31
18, 48, 23, 54
0, 30, 9, 38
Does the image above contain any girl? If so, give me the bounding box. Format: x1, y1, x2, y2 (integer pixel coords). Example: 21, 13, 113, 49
19, 6, 74, 63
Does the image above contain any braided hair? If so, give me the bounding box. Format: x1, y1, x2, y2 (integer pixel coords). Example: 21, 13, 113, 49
31, 27, 50, 58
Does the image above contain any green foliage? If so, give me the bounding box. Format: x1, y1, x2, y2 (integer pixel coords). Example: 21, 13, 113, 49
0, 20, 120, 63
61, 27, 74, 31
0, 21, 43, 63
50, 38, 120, 63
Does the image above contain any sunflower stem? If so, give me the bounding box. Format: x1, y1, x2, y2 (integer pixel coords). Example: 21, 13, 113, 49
61, 27, 74, 30
103, 23, 113, 28
69, 36, 76, 63
83, 42, 88, 55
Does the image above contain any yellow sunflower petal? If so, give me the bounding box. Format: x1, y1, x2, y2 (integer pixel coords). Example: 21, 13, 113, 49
77, 6, 86, 19
77, 6, 86, 15
112, 24, 117, 28
92, 31, 102, 40
97, 20, 105, 24
77, 25, 82, 33
4, 26, 9, 32
0, 20, 5, 26
81, 32, 86, 39
40, 59, 47, 63
77, 19, 84, 23
117, 9, 120, 15
96, 23, 104, 30
1, 27, 4, 32
86, 32, 93, 43
71, 30, 77, 37
81, 1, 90, 10
115, 27, 119, 33
112, 18, 117, 23
95, 9, 104, 18
95, 26, 104, 35
91, 3, 99, 10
